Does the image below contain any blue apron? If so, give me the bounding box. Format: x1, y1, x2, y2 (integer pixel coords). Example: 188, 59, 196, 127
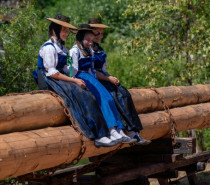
76, 56, 124, 130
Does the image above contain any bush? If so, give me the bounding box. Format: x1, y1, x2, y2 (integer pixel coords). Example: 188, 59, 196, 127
0, 1, 47, 95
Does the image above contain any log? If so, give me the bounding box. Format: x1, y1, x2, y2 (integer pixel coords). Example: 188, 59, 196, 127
0, 126, 128, 180
130, 84, 210, 113
1, 84, 210, 134
0, 103, 210, 180
0, 93, 68, 134
140, 102, 210, 140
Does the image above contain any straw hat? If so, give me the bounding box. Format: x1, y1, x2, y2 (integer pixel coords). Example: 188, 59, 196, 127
77, 24, 100, 35
45, 16, 77, 30
88, 18, 110, 29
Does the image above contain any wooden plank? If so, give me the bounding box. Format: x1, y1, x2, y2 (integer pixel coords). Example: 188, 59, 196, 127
186, 171, 198, 185
116, 138, 174, 155
178, 162, 207, 172
96, 154, 183, 166
173, 137, 196, 154
157, 178, 169, 185
149, 169, 178, 178
96, 151, 210, 185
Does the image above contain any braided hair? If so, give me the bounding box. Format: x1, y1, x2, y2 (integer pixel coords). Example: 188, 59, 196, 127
76, 29, 95, 57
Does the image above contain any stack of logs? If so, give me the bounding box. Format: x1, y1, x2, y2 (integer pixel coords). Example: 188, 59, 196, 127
0, 84, 210, 181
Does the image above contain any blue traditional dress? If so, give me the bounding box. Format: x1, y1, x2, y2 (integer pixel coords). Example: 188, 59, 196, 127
33, 39, 110, 139
70, 44, 124, 130
92, 42, 143, 131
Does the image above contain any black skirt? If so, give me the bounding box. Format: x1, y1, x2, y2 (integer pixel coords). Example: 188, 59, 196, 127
37, 69, 110, 139
99, 80, 143, 132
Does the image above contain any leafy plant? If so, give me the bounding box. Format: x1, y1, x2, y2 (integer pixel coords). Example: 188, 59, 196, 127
117, 0, 210, 86
0, 1, 47, 95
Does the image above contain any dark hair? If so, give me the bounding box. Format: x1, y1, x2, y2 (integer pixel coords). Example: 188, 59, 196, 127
76, 24, 98, 43
76, 30, 95, 43
88, 18, 102, 24
48, 14, 70, 44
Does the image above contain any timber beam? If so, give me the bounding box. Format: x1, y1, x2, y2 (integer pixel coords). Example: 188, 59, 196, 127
94, 151, 210, 185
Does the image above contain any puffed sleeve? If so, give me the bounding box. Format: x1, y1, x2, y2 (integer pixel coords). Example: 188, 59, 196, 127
70, 47, 79, 77
40, 45, 59, 76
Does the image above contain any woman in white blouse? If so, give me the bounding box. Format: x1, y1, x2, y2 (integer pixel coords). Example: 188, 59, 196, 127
33, 15, 118, 147
70, 24, 137, 144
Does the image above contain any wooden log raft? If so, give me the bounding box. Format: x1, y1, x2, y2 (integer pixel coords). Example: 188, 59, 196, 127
0, 102, 210, 180
1, 84, 210, 134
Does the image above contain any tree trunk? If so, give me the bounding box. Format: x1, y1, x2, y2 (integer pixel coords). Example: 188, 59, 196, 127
0, 102, 210, 180
140, 102, 210, 140
1, 84, 210, 134
129, 84, 210, 113
0, 93, 68, 134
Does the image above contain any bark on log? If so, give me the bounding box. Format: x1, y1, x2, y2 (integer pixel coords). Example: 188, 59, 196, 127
1, 84, 210, 134
140, 102, 210, 140
0, 102, 210, 180
0, 93, 68, 134
0, 126, 127, 180
129, 84, 210, 113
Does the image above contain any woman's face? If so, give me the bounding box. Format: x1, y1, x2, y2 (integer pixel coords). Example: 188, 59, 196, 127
93, 28, 104, 43
83, 32, 94, 48
60, 26, 70, 41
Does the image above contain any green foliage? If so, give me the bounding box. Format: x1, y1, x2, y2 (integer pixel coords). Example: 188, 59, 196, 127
196, 128, 210, 151
0, 1, 47, 95
35, 0, 57, 9
117, 0, 210, 86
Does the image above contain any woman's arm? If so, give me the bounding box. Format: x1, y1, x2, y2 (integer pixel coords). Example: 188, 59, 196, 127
96, 72, 119, 86
51, 72, 86, 88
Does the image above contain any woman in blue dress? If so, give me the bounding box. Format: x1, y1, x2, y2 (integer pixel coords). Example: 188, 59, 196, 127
33, 15, 119, 147
70, 24, 136, 144
88, 18, 151, 145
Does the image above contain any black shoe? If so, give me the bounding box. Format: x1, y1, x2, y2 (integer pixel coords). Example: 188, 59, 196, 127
122, 136, 137, 144
94, 140, 119, 147
133, 135, 151, 145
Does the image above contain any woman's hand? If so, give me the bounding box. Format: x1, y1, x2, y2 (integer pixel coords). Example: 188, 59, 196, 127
74, 78, 86, 88
51, 73, 86, 88
108, 76, 120, 85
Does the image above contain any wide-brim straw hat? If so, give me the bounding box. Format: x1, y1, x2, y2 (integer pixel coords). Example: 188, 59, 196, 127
45, 17, 77, 30
77, 24, 100, 35
88, 18, 110, 29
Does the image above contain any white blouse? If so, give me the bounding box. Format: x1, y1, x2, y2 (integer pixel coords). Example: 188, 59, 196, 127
39, 38, 70, 76
70, 44, 93, 77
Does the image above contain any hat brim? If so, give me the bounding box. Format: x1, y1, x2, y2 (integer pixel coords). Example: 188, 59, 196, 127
89, 24, 110, 28
45, 17, 77, 30
77, 28, 99, 35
